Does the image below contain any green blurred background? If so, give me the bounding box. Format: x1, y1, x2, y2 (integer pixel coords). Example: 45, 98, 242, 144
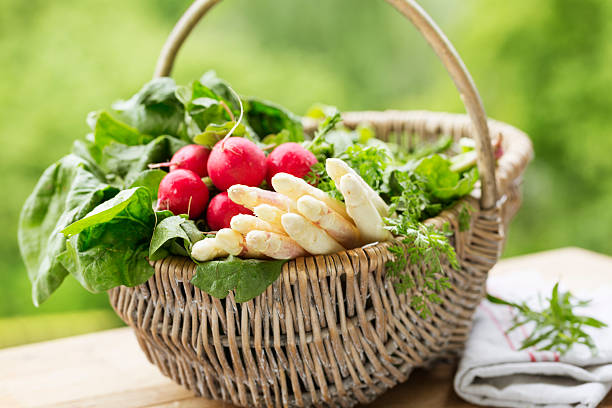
1, 0, 611, 348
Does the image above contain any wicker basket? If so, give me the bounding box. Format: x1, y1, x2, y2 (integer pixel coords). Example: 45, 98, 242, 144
108, 1, 533, 407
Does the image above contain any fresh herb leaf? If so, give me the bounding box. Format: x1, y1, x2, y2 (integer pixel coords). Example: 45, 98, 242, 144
304, 161, 344, 201
384, 221, 457, 319
458, 203, 475, 232
191, 256, 287, 302
487, 283, 607, 355
340, 145, 390, 192
304, 110, 342, 153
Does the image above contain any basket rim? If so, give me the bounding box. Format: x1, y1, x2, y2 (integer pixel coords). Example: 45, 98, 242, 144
150, 109, 533, 284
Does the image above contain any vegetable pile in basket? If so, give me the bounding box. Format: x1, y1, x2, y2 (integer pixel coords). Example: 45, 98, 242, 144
19, 71, 503, 313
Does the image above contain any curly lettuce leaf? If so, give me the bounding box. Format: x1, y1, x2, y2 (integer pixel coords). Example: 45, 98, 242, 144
414, 154, 479, 201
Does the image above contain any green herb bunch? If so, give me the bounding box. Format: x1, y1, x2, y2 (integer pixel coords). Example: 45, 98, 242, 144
304, 116, 477, 318
487, 283, 607, 355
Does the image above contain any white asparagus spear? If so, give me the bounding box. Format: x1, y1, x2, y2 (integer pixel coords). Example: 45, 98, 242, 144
230, 214, 285, 235
281, 213, 345, 255
338, 173, 392, 244
228, 184, 296, 212
326, 158, 390, 217
253, 204, 286, 231
246, 230, 307, 260
191, 237, 228, 262
296, 195, 361, 249
271, 173, 350, 221
216, 228, 262, 257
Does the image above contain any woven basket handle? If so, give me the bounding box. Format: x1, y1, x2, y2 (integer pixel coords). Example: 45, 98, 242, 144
153, 0, 498, 209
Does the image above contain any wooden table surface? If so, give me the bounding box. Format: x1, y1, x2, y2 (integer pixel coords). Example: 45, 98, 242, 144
1, 247, 612, 408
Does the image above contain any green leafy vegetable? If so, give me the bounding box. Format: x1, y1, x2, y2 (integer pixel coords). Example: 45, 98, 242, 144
18, 155, 119, 305
414, 154, 479, 201
458, 203, 475, 232
112, 77, 186, 138
409, 135, 453, 160
304, 110, 342, 155
95, 135, 186, 188
245, 98, 303, 141
193, 121, 247, 147
92, 111, 153, 149
128, 169, 167, 198
198, 71, 242, 112
487, 283, 607, 355
58, 187, 156, 292
176, 78, 236, 140
191, 256, 287, 302
149, 215, 205, 261
385, 222, 457, 318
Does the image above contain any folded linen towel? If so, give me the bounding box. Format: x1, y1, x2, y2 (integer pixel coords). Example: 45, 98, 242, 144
454, 269, 612, 408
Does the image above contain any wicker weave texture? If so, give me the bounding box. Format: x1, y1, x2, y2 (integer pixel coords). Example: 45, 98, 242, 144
109, 111, 532, 407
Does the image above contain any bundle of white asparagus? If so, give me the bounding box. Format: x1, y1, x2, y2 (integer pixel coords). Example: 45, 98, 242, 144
191, 158, 393, 261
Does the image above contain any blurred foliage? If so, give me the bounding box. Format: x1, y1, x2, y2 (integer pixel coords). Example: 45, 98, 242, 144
1, 0, 611, 345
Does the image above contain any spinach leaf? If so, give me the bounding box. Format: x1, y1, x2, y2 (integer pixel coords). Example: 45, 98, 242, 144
245, 98, 303, 141
414, 154, 479, 201
58, 187, 156, 292
191, 256, 287, 302
176, 80, 233, 138
193, 121, 247, 147
99, 135, 186, 188
128, 169, 166, 198
199, 71, 242, 112
18, 155, 119, 305
112, 77, 186, 138
149, 215, 205, 261
91, 111, 153, 149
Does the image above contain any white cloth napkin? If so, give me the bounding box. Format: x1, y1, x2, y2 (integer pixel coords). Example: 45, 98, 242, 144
454, 269, 612, 408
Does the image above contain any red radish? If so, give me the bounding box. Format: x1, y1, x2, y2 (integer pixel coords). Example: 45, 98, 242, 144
157, 169, 209, 219
494, 135, 504, 160
207, 138, 267, 190
149, 144, 211, 177
266, 142, 318, 185
206, 191, 253, 230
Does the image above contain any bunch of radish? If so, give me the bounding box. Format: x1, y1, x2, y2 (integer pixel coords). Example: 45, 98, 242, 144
154, 134, 390, 261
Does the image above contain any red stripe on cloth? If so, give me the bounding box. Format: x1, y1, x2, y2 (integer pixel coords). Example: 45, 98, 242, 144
507, 305, 538, 362
481, 303, 517, 351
